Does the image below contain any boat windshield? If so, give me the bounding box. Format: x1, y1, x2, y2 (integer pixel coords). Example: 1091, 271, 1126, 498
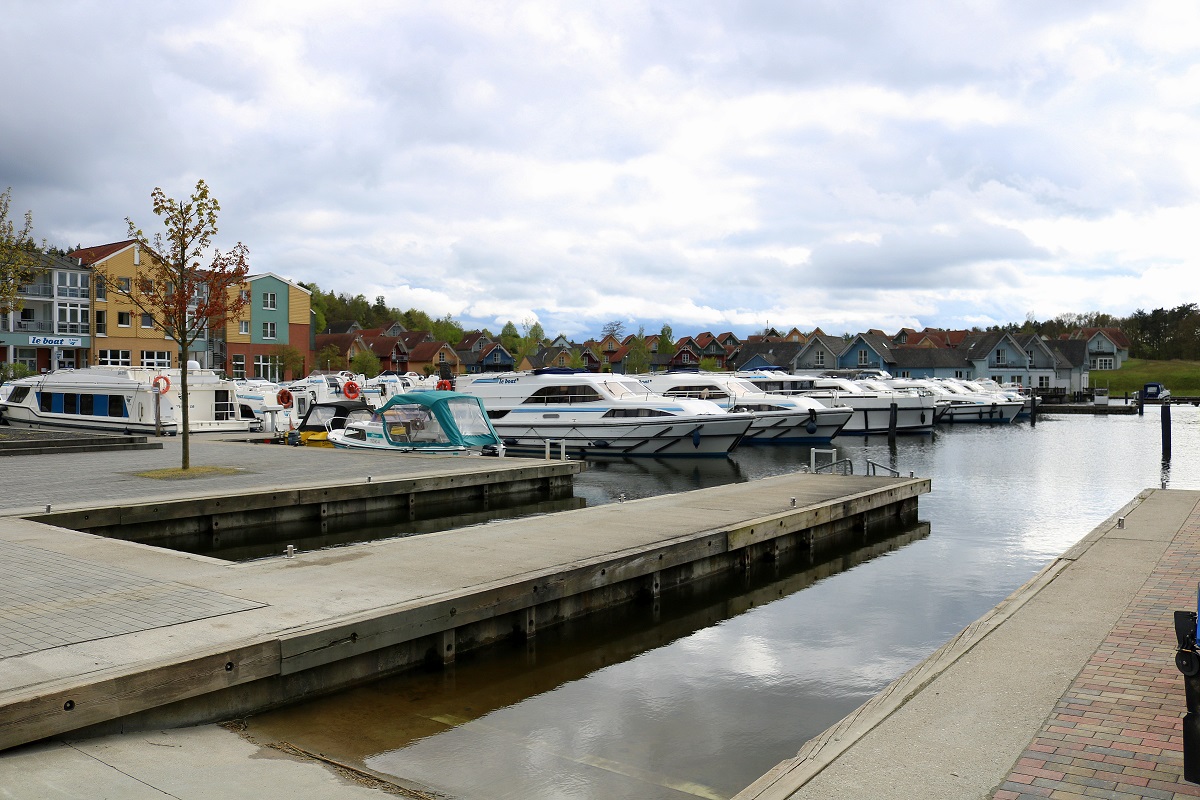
377, 405, 449, 444
604, 380, 652, 399
445, 398, 495, 437
725, 378, 762, 395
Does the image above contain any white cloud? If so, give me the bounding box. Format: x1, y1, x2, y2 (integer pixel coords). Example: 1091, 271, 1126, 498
3, 0, 1197, 337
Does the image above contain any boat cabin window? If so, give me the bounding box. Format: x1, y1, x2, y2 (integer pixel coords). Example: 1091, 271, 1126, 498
603, 408, 671, 417
7, 386, 29, 404
523, 385, 602, 404
29, 391, 127, 417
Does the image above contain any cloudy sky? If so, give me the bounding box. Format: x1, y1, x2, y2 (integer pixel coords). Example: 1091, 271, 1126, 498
4, 1, 1196, 338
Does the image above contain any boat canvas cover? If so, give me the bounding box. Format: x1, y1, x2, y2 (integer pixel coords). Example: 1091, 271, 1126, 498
374, 391, 501, 449
296, 399, 373, 434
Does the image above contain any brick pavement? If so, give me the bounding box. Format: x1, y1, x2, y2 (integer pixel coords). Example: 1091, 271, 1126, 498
994, 505, 1200, 799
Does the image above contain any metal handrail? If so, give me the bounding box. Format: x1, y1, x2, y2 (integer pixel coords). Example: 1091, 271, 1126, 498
865, 460, 900, 477
813, 459, 854, 475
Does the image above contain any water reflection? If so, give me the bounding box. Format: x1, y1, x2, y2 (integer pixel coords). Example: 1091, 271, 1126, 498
245, 406, 1200, 798
245, 522, 929, 799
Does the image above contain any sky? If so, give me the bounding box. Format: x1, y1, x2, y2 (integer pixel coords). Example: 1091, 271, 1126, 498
3, 1, 1197, 339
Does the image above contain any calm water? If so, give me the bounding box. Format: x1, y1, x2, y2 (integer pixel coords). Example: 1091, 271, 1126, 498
245, 405, 1200, 799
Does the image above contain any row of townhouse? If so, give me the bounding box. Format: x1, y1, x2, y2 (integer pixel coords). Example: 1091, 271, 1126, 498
730, 326, 1134, 392
0, 241, 315, 381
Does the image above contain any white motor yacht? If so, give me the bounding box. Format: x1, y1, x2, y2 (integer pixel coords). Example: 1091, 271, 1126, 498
455, 369, 753, 457
635, 372, 852, 443
739, 371, 940, 434
885, 378, 1023, 423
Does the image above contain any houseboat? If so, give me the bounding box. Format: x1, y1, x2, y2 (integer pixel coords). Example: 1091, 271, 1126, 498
884, 378, 1023, 423
0, 363, 259, 435
455, 369, 753, 457
738, 371, 940, 434
636, 372, 853, 443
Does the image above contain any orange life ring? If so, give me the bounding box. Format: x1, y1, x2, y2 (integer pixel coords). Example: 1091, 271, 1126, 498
277, 388, 294, 408
152, 375, 170, 393
342, 381, 361, 400
437, 379, 452, 391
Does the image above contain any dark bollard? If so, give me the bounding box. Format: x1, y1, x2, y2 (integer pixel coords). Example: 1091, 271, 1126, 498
888, 402, 898, 441
1163, 401, 1173, 461
1176, 597, 1200, 782
1030, 391, 1037, 426
1138, 392, 1145, 416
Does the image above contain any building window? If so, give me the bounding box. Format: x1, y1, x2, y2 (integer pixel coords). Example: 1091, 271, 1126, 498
900, 370, 911, 378
95, 277, 106, 301
254, 355, 282, 382
1038, 375, 1050, 388
814, 351, 824, 367
263, 321, 276, 339
117, 277, 132, 292
858, 349, 868, 366
57, 272, 90, 298
15, 347, 37, 368
141, 351, 172, 368
1095, 357, 1114, 370
57, 303, 89, 334
97, 349, 131, 366
1011, 376, 1022, 385
995, 348, 1006, 365
492, 351, 502, 363
232, 355, 246, 379
239, 320, 249, 335
438, 351, 446, 363
94, 311, 106, 336
263, 292, 276, 310
140, 313, 154, 328
117, 311, 131, 327
240, 290, 250, 302
955, 370, 965, 378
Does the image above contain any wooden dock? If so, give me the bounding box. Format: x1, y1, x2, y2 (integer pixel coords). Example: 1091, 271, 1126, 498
0, 470, 926, 752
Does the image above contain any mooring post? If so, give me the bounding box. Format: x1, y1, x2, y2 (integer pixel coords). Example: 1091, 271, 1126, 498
1163, 400, 1173, 461
1138, 391, 1145, 416
888, 401, 898, 442
1030, 391, 1037, 426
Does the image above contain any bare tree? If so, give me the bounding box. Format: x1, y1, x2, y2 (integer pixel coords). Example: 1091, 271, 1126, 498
97, 180, 250, 469
0, 187, 44, 315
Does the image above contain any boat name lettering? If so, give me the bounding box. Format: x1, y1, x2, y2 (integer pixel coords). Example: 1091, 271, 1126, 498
499, 378, 521, 384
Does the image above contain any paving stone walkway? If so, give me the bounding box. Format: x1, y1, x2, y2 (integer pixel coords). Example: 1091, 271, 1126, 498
994, 506, 1200, 799
0, 539, 264, 659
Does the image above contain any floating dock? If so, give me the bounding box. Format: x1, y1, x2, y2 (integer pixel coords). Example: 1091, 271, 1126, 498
0, 436, 927, 753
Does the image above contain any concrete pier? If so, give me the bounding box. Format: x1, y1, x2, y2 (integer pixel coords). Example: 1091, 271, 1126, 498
0, 435, 926, 766
737, 487, 1200, 800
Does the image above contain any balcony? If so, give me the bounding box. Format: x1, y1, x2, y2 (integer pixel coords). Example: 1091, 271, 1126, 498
18, 283, 53, 298
56, 286, 90, 299
56, 322, 89, 335
15, 320, 53, 332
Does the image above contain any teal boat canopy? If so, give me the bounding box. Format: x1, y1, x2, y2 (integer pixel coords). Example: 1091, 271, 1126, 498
373, 391, 502, 450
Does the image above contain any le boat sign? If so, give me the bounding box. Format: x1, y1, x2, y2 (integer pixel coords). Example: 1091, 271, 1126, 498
29, 336, 83, 347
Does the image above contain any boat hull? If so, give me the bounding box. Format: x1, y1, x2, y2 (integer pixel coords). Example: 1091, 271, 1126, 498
489, 413, 752, 457
938, 400, 1023, 423
739, 408, 853, 444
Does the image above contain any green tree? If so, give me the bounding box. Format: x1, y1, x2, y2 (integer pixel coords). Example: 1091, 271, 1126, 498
698, 356, 720, 372
350, 349, 381, 378
316, 343, 344, 371
658, 324, 676, 357
302, 282, 329, 332
624, 327, 651, 374
500, 320, 520, 353
102, 179, 251, 469
431, 313, 464, 345
568, 348, 585, 369
515, 318, 546, 367
0, 187, 44, 315
274, 344, 307, 381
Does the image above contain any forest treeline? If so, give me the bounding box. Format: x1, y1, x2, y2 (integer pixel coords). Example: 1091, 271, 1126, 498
306, 285, 1199, 362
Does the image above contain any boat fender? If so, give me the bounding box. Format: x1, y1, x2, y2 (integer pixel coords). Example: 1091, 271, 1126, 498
920, 411, 926, 424
343, 381, 361, 400
277, 388, 294, 408
152, 375, 170, 393
990, 402, 997, 417
806, 408, 818, 435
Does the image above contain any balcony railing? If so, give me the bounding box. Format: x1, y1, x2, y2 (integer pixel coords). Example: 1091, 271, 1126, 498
56, 322, 88, 334
56, 286, 90, 299
15, 320, 53, 332
18, 284, 53, 298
